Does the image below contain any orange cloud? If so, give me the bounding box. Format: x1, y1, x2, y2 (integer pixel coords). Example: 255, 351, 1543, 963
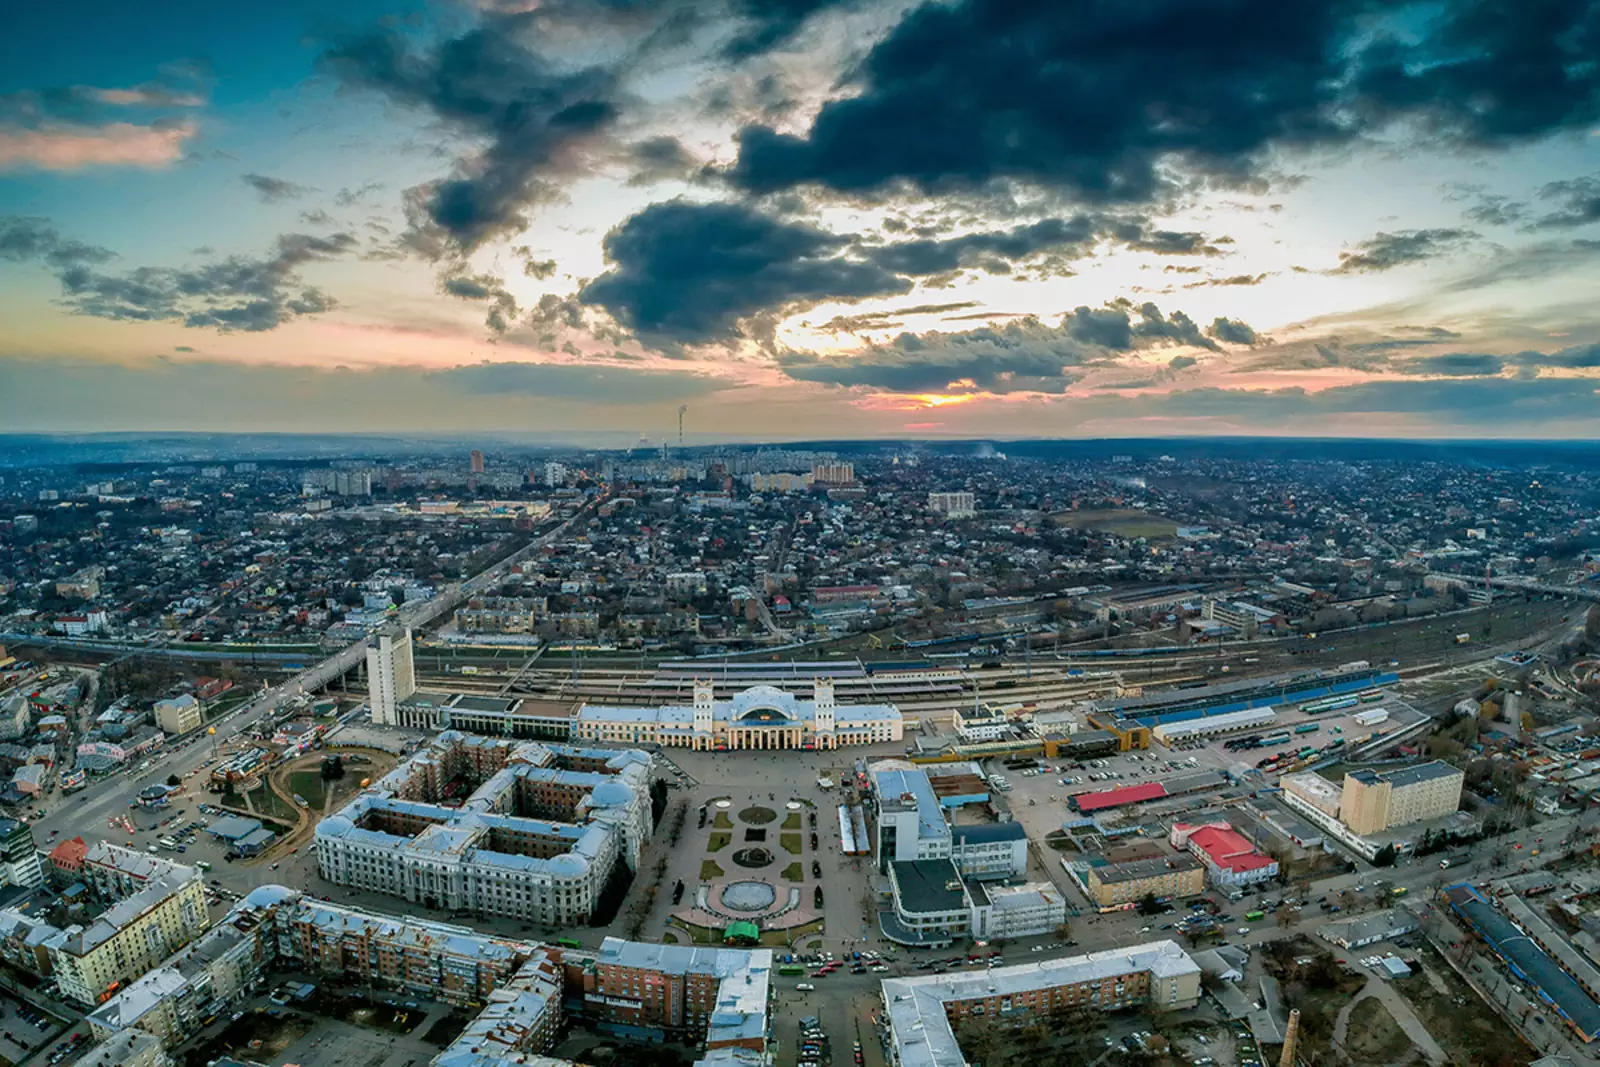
0, 120, 196, 171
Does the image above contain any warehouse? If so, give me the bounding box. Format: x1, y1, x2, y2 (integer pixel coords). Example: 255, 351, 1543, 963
1152, 707, 1276, 745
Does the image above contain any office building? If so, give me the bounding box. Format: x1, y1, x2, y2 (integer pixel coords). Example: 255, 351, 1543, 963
1339, 761, 1464, 835
153, 695, 203, 737
0, 817, 43, 889
927, 491, 976, 518
969, 882, 1067, 940
315, 732, 651, 925
577, 681, 902, 751
869, 762, 1027, 878
50, 867, 209, 1006
544, 461, 569, 487
366, 627, 416, 726
882, 942, 1201, 1067
471, 450, 485, 474
1082, 854, 1206, 911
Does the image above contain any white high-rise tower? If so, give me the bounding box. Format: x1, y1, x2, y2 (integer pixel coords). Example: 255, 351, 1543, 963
367, 628, 416, 726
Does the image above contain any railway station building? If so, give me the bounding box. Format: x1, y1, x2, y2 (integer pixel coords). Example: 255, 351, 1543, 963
576, 679, 902, 751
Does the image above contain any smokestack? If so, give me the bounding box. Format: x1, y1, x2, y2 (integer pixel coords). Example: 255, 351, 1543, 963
1278, 1008, 1300, 1067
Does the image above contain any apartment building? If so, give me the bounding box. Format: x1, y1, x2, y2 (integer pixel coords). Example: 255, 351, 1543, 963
1083, 855, 1206, 911
1340, 761, 1464, 835
315, 732, 651, 925
81, 842, 188, 898
927, 491, 976, 518
577, 937, 772, 1050
0, 817, 43, 889
88, 886, 771, 1067
50, 868, 210, 1006
883, 942, 1201, 1067
153, 695, 203, 736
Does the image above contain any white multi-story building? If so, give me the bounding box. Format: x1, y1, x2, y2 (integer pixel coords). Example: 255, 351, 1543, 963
366, 628, 416, 726
578, 681, 901, 751
315, 732, 651, 925
869, 762, 1027, 879
970, 882, 1068, 940
544, 462, 568, 487
882, 943, 1200, 1067
927, 491, 976, 518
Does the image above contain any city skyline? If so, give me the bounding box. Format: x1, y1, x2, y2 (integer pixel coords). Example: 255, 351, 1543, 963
3, 0, 1599, 438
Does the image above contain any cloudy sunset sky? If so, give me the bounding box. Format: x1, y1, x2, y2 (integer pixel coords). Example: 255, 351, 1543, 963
3, 0, 1599, 440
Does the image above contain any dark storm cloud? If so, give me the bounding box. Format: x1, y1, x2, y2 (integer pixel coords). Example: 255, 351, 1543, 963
727, 0, 1600, 203
1206, 317, 1259, 345
577, 199, 912, 344
241, 173, 312, 203
1529, 175, 1600, 231
439, 270, 520, 334
1063, 300, 1227, 352
514, 246, 558, 279
320, 12, 624, 258
721, 0, 863, 59
1394, 352, 1505, 376
778, 301, 1256, 392
626, 136, 699, 185
777, 317, 1096, 393
1114, 228, 1229, 256
0, 216, 113, 269
860, 216, 1101, 276
1185, 273, 1268, 288
1463, 194, 1528, 227
2, 218, 355, 332
1330, 228, 1475, 273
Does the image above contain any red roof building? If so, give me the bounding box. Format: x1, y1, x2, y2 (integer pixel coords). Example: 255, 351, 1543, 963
48, 836, 87, 880
1070, 781, 1167, 814
1170, 822, 1279, 887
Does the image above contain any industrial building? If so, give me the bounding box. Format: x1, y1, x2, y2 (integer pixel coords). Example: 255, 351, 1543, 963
882, 942, 1201, 1067
315, 731, 651, 925
1151, 706, 1275, 745
577, 680, 902, 751
1446, 883, 1600, 1043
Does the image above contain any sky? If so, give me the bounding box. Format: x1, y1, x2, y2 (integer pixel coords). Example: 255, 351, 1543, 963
2, 0, 1599, 442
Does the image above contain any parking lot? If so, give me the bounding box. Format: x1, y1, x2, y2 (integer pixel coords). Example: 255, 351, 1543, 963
0, 991, 68, 1064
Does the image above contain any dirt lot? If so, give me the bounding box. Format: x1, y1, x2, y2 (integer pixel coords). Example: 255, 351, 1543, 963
1398, 946, 1533, 1067
1345, 997, 1416, 1065
1049, 508, 1177, 539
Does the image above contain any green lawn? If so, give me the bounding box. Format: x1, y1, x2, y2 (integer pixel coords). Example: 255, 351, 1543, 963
700, 860, 725, 881
708, 832, 732, 852
782, 812, 801, 830
713, 811, 733, 829
782, 862, 803, 881
779, 833, 803, 854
